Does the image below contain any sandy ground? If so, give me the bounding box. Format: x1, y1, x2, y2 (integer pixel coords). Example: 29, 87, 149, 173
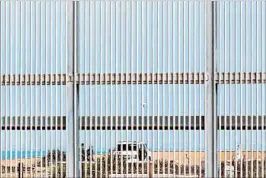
152, 151, 265, 164
1, 151, 265, 177
0, 158, 66, 177
94, 151, 265, 164
93, 151, 265, 166
1, 158, 41, 167
2, 151, 264, 166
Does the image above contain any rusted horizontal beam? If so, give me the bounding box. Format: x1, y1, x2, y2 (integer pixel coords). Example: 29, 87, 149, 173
75, 73, 206, 85
0, 72, 265, 86
0, 74, 69, 86
0, 73, 205, 85
215, 72, 266, 84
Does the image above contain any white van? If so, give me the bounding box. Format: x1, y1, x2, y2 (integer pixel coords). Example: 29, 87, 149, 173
111, 141, 152, 163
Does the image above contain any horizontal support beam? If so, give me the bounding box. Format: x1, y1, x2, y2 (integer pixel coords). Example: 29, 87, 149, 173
1, 72, 265, 86
216, 72, 266, 84
75, 73, 206, 85
1, 116, 265, 130
0, 73, 204, 86
0, 74, 69, 86
0, 73, 205, 85
1, 116, 66, 130
79, 116, 205, 130
218, 116, 266, 130
0, 116, 204, 130
2, 126, 66, 130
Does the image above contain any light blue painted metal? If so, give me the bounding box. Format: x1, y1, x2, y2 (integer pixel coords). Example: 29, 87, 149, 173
77, 1, 207, 177
0, 1, 265, 178
0, 1, 68, 177
217, 1, 266, 177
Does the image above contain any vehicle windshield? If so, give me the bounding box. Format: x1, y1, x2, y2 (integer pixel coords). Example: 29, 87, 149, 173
117, 143, 137, 151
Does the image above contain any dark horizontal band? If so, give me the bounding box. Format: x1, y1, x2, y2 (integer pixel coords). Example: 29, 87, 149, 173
1, 116, 265, 130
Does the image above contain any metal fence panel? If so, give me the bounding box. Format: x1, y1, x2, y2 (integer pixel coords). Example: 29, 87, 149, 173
77, 1, 207, 177
216, 1, 266, 177
1, 1, 265, 178
0, 1, 68, 177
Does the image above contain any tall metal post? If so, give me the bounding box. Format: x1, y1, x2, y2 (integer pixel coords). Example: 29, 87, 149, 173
205, 1, 217, 177
0, 2, 2, 177
66, 1, 79, 177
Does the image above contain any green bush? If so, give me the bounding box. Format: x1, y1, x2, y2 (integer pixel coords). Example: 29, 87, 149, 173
82, 157, 205, 177
219, 159, 266, 178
